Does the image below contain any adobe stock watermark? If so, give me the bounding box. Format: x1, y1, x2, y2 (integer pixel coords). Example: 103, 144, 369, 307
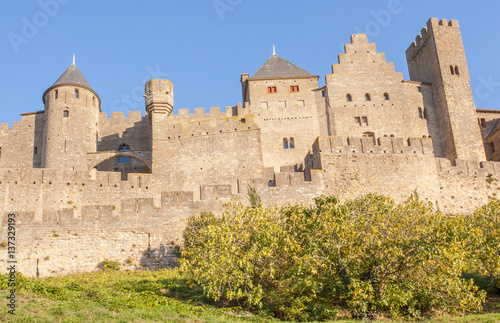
474, 74, 500, 102
7, 0, 72, 54
110, 65, 169, 112
213, 0, 244, 21
338, 0, 413, 51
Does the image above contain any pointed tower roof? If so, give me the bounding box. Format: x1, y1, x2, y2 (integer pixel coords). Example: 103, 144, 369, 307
249, 54, 316, 80
52, 63, 92, 90
43, 57, 100, 107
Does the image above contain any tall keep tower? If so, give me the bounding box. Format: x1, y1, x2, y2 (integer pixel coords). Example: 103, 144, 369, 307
144, 79, 174, 174
41, 58, 101, 170
406, 18, 485, 161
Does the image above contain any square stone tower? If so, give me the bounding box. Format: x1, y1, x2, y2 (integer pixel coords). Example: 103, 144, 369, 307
406, 18, 485, 161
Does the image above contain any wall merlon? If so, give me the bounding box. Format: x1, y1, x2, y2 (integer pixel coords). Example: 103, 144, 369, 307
178, 108, 189, 116
275, 172, 291, 187
111, 111, 124, 118
427, 17, 439, 29
161, 191, 194, 206
480, 161, 496, 175
200, 185, 232, 200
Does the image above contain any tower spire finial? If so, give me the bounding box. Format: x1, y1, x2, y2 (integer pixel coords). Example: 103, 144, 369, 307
72, 54, 75, 65
273, 41, 276, 55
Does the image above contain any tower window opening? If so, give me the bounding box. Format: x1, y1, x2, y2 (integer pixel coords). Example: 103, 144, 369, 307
268, 86, 277, 93
365, 93, 371, 101
289, 137, 295, 149
481, 118, 486, 128
362, 116, 368, 126
423, 108, 428, 119
455, 65, 460, 76
450, 65, 455, 75
290, 86, 299, 92
354, 116, 361, 126
74, 89, 79, 99
93, 96, 95, 106
283, 138, 289, 149
34, 147, 38, 155
418, 108, 423, 119
63, 110, 69, 118
118, 144, 131, 163
384, 92, 389, 100
346, 94, 352, 101
55, 90, 58, 99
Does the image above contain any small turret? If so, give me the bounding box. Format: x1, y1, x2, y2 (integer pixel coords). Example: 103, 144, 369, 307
144, 79, 174, 116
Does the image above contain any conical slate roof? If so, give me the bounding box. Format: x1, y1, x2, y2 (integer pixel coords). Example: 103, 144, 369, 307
52, 63, 92, 90
249, 54, 315, 80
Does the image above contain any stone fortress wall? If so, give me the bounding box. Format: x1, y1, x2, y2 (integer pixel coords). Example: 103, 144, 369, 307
1, 18, 500, 277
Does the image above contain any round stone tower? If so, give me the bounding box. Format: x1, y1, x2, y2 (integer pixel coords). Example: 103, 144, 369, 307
41, 58, 101, 170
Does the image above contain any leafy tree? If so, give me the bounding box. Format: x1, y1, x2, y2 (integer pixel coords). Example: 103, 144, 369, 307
470, 198, 500, 290
181, 194, 486, 321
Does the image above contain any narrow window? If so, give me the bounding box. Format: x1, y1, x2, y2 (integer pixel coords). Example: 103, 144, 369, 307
362, 116, 368, 126
423, 108, 428, 119
93, 96, 95, 106
289, 137, 295, 149
322, 91, 326, 97
418, 108, 423, 119
346, 94, 352, 102
268, 86, 276, 93
354, 116, 361, 125
291, 86, 299, 92
365, 93, 371, 101
0, 147, 2, 158
74, 89, 79, 99
481, 118, 486, 128
384, 92, 389, 100
55, 90, 58, 99
450, 65, 455, 75
118, 144, 131, 163
283, 138, 289, 149
63, 110, 69, 118
455, 65, 460, 76
34, 147, 38, 155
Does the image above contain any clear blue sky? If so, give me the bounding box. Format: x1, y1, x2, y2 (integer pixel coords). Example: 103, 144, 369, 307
1, 1, 500, 126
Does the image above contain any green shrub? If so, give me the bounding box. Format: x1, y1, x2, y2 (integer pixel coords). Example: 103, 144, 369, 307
246, 184, 261, 208
469, 198, 500, 290
99, 259, 121, 271
181, 194, 486, 321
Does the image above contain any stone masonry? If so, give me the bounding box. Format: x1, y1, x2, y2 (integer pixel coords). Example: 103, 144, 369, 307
1, 18, 500, 277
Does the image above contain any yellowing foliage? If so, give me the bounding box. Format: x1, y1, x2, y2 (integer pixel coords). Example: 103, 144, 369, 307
181, 194, 492, 321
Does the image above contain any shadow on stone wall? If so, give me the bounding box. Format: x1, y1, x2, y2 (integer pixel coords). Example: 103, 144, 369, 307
140, 244, 180, 270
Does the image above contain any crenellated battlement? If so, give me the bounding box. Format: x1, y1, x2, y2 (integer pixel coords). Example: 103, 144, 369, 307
436, 158, 500, 177
314, 136, 434, 155
99, 110, 143, 121
406, 18, 460, 60
162, 113, 257, 139
171, 105, 238, 120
